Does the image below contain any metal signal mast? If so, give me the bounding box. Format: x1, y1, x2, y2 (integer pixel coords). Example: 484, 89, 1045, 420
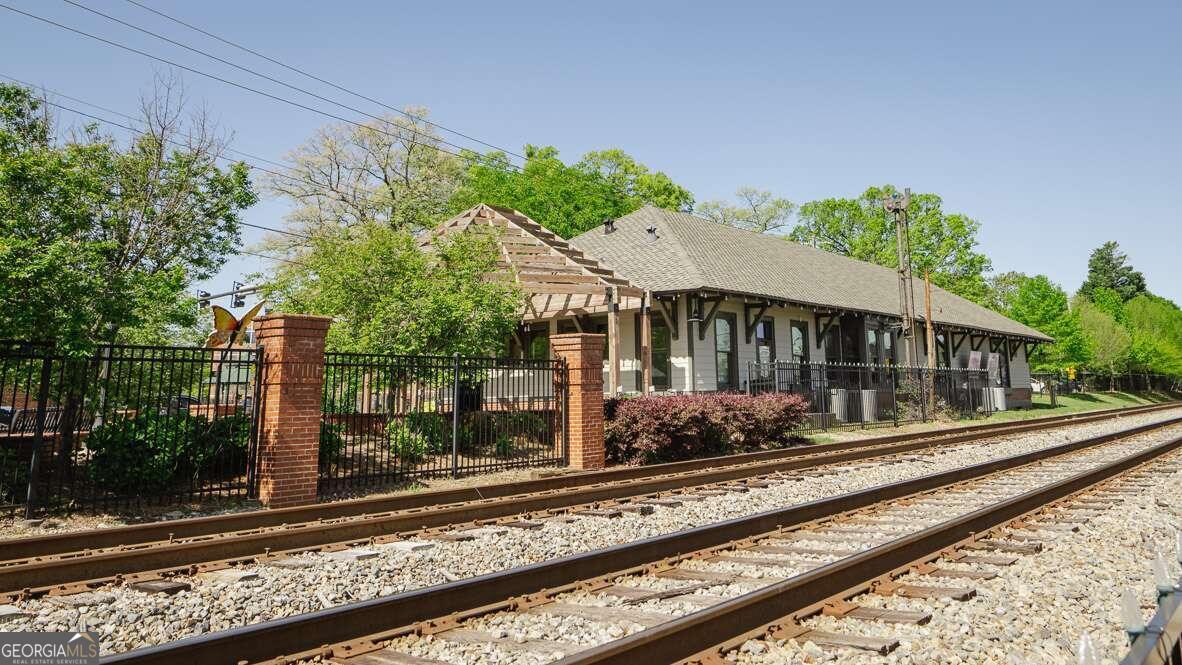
884, 188, 919, 364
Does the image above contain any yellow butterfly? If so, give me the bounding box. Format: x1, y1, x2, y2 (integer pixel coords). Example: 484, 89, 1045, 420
204, 301, 266, 348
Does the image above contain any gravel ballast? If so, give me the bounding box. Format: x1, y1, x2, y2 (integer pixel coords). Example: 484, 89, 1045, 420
6, 408, 1182, 656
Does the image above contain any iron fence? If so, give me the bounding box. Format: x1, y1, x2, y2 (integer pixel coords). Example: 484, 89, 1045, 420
319, 352, 566, 496
0, 342, 260, 515
747, 361, 996, 432
1032, 371, 1181, 396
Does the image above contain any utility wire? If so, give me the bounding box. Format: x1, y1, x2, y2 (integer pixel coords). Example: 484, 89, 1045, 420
0, 3, 520, 174
57, 0, 518, 167
120, 0, 527, 162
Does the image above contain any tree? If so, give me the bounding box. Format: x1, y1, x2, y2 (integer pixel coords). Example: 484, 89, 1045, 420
1125, 294, 1182, 377
697, 187, 796, 234
1079, 241, 1146, 302
1076, 297, 1132, 385
449, 145, 692, 239
267, 107, 463, 235
983, 271, 1031, 314
263, 223, 521, 357
788, 185, 993, 304
0, 80, 255, 352
1007, 275, 1089, 371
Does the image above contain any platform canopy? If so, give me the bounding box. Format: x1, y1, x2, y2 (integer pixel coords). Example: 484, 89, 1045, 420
422, 204, 644, 320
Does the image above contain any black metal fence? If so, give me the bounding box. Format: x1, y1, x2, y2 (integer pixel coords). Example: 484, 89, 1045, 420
319, 352, 567, 496
0, 342, 260, 516
1033, 371, 1180, 396
748, 361, 996, 432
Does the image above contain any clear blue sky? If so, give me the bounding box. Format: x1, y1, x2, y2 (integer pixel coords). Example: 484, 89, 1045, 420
3, 0, 1179, 311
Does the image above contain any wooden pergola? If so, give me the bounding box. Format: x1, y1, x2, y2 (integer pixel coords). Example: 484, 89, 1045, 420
424, 204, 653, 393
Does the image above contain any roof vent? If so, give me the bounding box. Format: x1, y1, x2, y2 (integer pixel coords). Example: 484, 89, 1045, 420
646, 225, 658, 243
603, 218, 616, 234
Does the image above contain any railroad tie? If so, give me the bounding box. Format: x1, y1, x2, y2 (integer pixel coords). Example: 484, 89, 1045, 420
965, 539, 1043, 554
656, 568, 784, 585
437, 628, 585, 656
798, 629, 900, 655
638, 498, 684, 508
877, 582, 976, 601
599, 583, 724, 606
334, 649, 448, 664
524, 602, 672, 627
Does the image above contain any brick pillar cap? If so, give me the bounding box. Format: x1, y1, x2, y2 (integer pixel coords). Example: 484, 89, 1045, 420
254, 313, 333, 331
551, 333, 606, 346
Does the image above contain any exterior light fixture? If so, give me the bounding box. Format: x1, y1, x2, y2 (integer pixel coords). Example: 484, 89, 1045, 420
646, 225, 658, 242
1121, 587, 1145, 643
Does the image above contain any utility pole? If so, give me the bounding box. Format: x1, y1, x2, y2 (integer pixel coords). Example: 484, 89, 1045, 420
883, 189, 918, 365
924, 270, 937, 413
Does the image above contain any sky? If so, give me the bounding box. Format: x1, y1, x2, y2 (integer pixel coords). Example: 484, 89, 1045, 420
2, 0, 1179, 313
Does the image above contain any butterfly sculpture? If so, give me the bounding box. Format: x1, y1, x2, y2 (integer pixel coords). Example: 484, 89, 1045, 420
204, 301, 266, 348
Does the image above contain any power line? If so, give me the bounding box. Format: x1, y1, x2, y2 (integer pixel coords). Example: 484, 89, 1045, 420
238, 250, 306, 266
0, 3, 520, 175
120, 0, 527, 162
57, 0, 520, 167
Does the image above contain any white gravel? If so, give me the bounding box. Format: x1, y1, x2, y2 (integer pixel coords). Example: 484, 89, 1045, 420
7, 408, 1182, 656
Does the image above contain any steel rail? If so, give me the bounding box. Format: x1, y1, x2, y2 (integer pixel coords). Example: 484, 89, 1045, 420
100, 416, 1182, 665
8, 401, 1171, 562
564, 436, 1182, 664
4, 406, 1176, 595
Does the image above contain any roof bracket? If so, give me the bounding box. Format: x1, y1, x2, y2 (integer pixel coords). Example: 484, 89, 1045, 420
970, 334, 988, 351
814, 312, 839, 347
950, 331, 969, 356
1008, 338, 1023, 361
656, 297, 679, 340
744, 302, 772, 344
697, 297, 724, 341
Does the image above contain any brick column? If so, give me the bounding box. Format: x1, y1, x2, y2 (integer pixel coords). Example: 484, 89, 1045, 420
550, 333, 606, 470
253, 313, 331, 508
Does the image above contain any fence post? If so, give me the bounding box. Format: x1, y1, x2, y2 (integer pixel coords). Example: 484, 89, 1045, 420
451, 352, 461, 479
919, 367, 929, 423
549, 333, 606, 470
23, 355, 54, 518
253, 313, 331, 508
890, 366, 899, 428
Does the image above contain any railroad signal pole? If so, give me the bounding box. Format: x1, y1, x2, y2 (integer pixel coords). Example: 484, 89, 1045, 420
884, 188, 918, 365
925, 270, 937, 413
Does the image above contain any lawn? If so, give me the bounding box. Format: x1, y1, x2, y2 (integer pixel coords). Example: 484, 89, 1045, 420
979, 390, 1178, 424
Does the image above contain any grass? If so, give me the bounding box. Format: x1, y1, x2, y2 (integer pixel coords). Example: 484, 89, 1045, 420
978, 390, 1178, 424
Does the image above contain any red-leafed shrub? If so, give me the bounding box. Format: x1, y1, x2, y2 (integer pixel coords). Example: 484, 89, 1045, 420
604, 392, 809, 466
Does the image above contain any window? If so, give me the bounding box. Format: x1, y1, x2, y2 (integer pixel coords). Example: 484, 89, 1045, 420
866, 327, 880, 365
714, 313, 738, 391
651, 318, 672, 391
527, 327, 549, 360
754, 318, 775, 365
790, 321, 809, 364
824, 322, 842, 364
935, 331, 951, 367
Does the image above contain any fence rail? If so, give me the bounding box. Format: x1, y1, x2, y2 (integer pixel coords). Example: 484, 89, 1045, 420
0, 342, 259, 515
748, 361, 997, 432
319, 352, 567, 496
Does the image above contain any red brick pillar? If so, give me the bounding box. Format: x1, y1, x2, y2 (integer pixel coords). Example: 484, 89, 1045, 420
550, 333, 606, 470
253, 313, 331, 508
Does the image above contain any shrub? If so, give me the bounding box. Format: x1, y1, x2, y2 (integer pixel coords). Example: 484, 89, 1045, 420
604, 392, 808, 466
319, 421, 347, 467
387, 413, 449, 463
387, 419, 429, 465
86, 411, 251, 494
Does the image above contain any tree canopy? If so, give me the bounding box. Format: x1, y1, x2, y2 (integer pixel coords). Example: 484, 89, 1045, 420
263, 223, 521, 357
1007, 275, 1089, 371
448, 145, 692, 239
0, 81, 255, 353
697, 187, 796, 234
789, 185, 993, 304
1079, 241, 1146, 302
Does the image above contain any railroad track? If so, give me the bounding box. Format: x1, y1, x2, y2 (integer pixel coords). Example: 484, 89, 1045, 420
99, 414, 1182, 665
2, 403, 1176, 599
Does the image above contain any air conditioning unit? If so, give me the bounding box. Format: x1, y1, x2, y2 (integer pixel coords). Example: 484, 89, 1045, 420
981, 387, 1007, 412
858, 389, 879, 423
829, 388, 848, 422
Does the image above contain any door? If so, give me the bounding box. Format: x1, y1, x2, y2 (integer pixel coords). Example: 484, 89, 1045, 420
714, 313, 738, 391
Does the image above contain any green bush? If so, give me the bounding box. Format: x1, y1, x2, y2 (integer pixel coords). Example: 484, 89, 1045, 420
86, 411, 250, 494
387, 419, 429, 464
319, 421, 347, 467
0, 447, 28, 504
387, 414, 450, 464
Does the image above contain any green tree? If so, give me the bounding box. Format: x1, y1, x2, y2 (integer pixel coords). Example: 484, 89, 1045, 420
788, 185, 993, 304
267, 107, 463, 235
449, 145, 692, 239
1088, 286, 1127, 324
1078, 241, 1146, 302
1125, 294, 1182, 377
697, 187, 796, 234
1007, 275, 1089, 371
263, 223, 521, 356
0, 81, 255, 352
1076, 297, 1132, 384
983, 271, 1031, 314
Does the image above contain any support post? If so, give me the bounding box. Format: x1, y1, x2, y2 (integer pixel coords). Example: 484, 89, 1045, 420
550, 334, 606, 470
451, 352, 461, 479
253, 313, 331, 508
924, 271, 937, 415
640, 291, 653, 395
607, 286, 621, 394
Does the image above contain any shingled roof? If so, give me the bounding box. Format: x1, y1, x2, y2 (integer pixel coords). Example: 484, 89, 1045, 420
570, 206, 1051, 342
